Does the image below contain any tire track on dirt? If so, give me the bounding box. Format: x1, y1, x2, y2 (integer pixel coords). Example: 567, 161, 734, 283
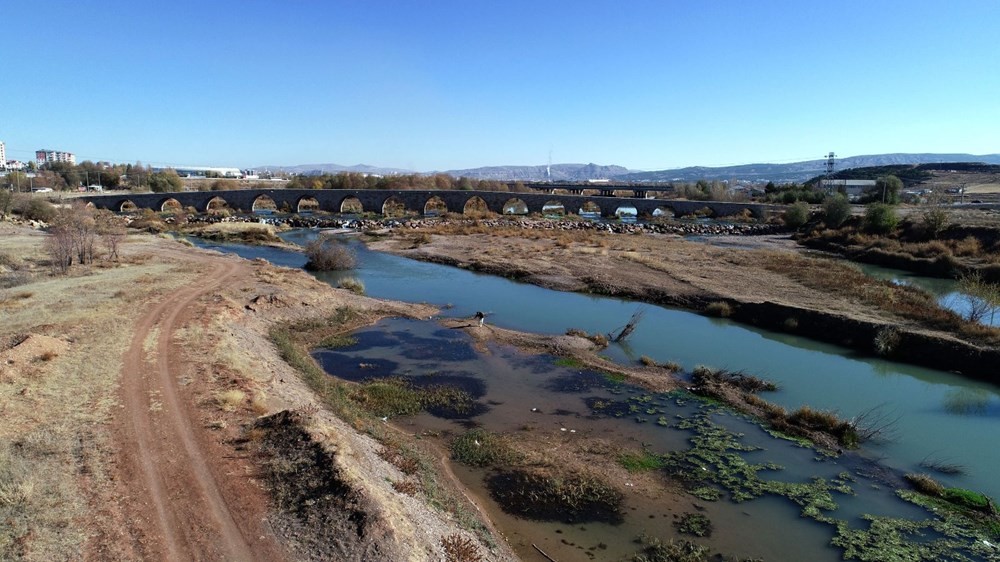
118, 256, 262, 561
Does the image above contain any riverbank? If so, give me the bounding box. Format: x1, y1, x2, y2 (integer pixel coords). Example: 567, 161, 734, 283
367, 221, 1000, 381
0, 223, 517, 561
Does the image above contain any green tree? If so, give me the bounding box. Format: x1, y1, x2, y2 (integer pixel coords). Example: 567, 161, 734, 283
0, 189, 12, 219
822, 194, 851, 227
2, 171, 28, 192
875, 175, 903, 204
147, 169, 183, 193
783, 201, 810, 229
864, 203, 899, 234
921, 208, 950, 239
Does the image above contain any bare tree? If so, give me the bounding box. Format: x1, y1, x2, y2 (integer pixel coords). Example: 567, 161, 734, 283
94, 209, 127, 261
46, 203, 99, 273
45, 221, 75, 273
958, 272, 1000, 325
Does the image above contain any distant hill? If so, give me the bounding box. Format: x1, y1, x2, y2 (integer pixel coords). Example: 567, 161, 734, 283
257, 154, 1000, 183
255, 163, 415, 176
621, 154, 1000, 183
805, 161, 1000, 187
439, 163, 631, 182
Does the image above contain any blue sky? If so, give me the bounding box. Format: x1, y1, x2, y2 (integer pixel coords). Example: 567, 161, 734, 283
3, 1, 997, 170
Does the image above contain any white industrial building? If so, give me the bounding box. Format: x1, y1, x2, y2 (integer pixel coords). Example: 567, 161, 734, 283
818, 179, 877, 202
151, 165, 244, 178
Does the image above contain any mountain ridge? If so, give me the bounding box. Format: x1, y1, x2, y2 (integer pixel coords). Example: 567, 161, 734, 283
255, 153, 1000, 183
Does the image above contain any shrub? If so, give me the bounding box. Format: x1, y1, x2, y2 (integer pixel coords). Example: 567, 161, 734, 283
705, 301, 733, 318
874, 327, 901, 356
783, 202, 810, 229
921, 208, 950, 239
904, 473, 944, 497
304, 238, 356, 271
822, 195, 851, 227
338, 277, 365, 295
17, 198, 57, 222
864, 203, 898, 234
441, 534, 482, 562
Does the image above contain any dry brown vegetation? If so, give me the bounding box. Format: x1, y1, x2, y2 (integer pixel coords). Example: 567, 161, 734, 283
757, 251, 1000, 345
0, 226, 197, 560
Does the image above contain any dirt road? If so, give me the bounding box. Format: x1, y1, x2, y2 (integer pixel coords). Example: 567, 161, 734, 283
113, 252, 284, 561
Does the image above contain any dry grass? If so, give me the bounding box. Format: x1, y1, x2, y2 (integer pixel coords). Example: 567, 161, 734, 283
758, 251, 1000, 345
0, 229, 200, 560
216, 389, 248, 412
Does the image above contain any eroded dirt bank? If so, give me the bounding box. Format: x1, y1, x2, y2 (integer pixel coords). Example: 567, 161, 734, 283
367, 224, 1000, 380
0, 223, 518, 561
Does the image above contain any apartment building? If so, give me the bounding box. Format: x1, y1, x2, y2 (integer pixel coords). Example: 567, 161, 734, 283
36, 149, 76, 166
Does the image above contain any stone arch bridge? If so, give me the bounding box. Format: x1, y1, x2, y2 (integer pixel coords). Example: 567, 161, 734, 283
81, 189, 780, 219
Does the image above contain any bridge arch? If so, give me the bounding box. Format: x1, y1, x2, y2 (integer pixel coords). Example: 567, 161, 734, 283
424, 195, 448, 216
651, 205, 676, 218
579, 200, 602, 216
462, 196, 490, 216
119, 200, 138, 213
252, 194, 278, 213
339, 196, 363, 214
542, 200, 566, 216
205, 196, 230, 214
502, 197, 528, 215
614, 205, 638, 219
296, 196, 320, 214
382, 195, 406, 217
159, 198, 182, 213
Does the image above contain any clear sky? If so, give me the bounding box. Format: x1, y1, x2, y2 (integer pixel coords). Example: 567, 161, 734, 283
3, 1, 998, 171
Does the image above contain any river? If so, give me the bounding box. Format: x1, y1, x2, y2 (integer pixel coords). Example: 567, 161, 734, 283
191, 230, 1000, 560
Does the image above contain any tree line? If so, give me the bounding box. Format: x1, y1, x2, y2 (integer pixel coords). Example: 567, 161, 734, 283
1, 161, 183, 193
284, 172, 532, 192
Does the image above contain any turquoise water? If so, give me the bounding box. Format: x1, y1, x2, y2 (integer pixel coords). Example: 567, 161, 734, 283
193, 232, 1000, 502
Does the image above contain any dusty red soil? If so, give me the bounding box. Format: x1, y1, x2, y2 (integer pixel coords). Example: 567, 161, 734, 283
101, 250, 286, 561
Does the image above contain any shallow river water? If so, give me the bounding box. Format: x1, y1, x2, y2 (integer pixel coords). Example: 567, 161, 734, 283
192, 230, 1000, 560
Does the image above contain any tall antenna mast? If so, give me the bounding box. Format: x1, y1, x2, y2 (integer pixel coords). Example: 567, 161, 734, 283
825, 152, 836, 175
547, 149, 552, 182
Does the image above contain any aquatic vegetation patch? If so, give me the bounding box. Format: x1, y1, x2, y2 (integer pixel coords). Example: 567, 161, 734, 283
623, 534, 712, 562
350, 378, 424, 417
675, 513, 712, 537
450, 429, 523, 468
348, 377, 483, 419
316, 334, 358, 349
582, 392, 671, 421
485, 467, 624, 524
662, 411, 854, 522
554, 356, 585, 369
618, 449, 666, 473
